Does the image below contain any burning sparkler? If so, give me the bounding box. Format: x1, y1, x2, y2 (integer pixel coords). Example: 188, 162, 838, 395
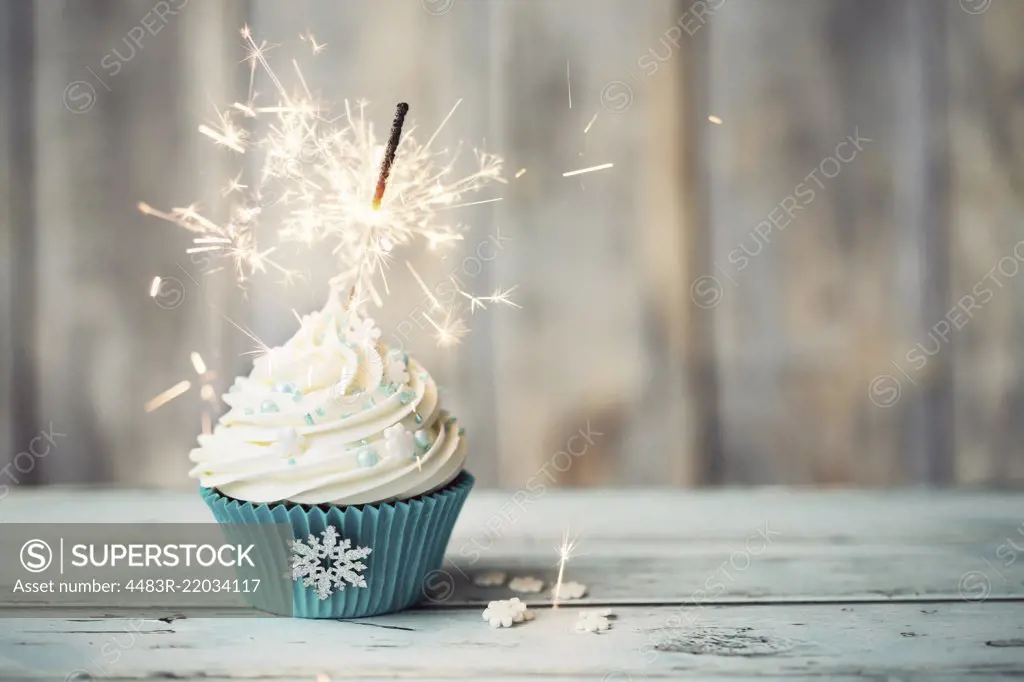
139, 27, 514, 347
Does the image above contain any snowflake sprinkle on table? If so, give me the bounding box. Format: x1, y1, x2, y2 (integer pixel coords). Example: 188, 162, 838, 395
574, 608, 613, 634
290, 526, 372, 600
482, 597, 535, 628
473, 570, 507, 587
551, 580, 587, 600
509, 576, 544, 593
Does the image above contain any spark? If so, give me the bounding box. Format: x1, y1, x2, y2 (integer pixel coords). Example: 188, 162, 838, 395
140, 35, 504, 303
190, 351, 208, 375
406, 261, 443, 311
145, 381, 192, 413
424, 308, 469, 348
708, 115, 723, 125
460, 286, 520, 313
443, 197, 503, 210
301, 32, 326, 55
563, 163, 613, 178
552, 528, 580, 609
566, 60, 572, 109
514, 168, 527, 179
149, 276, 162, 297
584, 112, 598, 134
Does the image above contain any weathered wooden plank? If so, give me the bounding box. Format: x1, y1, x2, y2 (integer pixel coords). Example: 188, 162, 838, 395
29, 0, 245, 488
0, 0, 31, 485
946, 0, 1024, 486
486, 0, 696, 487
3, 603, 1023, 679
701, 0, 946, 484
3, 490, 1021, 604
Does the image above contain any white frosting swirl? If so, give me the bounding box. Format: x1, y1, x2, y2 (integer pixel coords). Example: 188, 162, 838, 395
188, 298, 466, 506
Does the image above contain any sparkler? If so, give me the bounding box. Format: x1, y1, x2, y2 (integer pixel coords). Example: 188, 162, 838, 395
552, 528, 580, 609
139, 27, 511, 338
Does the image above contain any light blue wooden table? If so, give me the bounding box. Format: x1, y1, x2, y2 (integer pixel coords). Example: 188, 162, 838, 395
1, 488, 1023, 680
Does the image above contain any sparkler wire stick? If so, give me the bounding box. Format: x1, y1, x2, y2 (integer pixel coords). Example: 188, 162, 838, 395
372, 102, 410, 210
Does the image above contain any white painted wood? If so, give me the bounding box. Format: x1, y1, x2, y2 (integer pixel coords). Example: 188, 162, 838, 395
1, 489, 1022, 604
2, 603, 1023, 680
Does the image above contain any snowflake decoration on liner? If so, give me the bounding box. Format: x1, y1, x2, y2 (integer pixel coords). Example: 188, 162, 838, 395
290, 526, 372, 600
509, 576, 544, 594
346, 316, 381, 347
574, 608, 614, 634
551, 580, 587, 600
482, 597, 535, 629
473, 570, 507, 587
384, 358, 410, 386
384, 424, 415, 460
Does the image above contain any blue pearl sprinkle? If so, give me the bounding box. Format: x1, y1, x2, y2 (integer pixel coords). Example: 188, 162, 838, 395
398, 391, 414, 405
288, 457, 297, 466
458, 427, 466, 436
292, 390, 304, 402
414, 429, 431, 448
260, 400, 280, 413
414, 412, 423, 424
272, 382, 297, 394
315, 407, 326, 417
304, 413, 314, 426
363, 399, 375, 410
356, 448, 379, 468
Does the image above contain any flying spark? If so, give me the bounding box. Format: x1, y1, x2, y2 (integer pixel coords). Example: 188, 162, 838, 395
149, 276, 162, 297
566, 60, 572, 109
514, 168, 527, 179
552, 528, 580, 609
144, 381, 192, 413
190, 351, 208, 375
584, 113, 598, 134
562, 162, 613, 178
708, 115, 723, 125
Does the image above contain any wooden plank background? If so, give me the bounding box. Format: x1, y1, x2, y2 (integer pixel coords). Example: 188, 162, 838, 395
1, 0, 1022, 490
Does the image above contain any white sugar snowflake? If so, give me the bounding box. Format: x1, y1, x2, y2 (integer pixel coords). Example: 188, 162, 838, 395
274, 428, 307, 458
383, 423, 415, 460
346, 316, 381, 346
509, 576, 544, 594
473, 570, 507, 587
574, 608, 613, 634
384, 358, 410, 386
482, 597, 535, 629
290, 526, 372, 600
552, 580, 587, 600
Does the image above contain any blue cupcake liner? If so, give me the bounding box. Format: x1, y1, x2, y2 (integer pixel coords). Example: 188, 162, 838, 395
200, 471, 474, 618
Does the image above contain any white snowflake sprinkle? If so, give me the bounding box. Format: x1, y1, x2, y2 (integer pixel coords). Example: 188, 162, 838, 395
274, 428, 307, 458
384, 358, 410, 386
346, 316, 381, 346
482, 597, 535, 628
383, 424, 415, 460
574, 608, 613, 633
290, 526, 372, 600
509, 576, 544, 594
551, 580, 587, 600
473, 570, 508, 587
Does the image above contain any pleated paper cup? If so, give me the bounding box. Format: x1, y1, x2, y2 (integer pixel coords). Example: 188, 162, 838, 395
200, 471, 473, 618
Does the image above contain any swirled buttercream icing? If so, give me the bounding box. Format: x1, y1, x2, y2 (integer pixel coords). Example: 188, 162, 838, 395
188, 298, 466, 505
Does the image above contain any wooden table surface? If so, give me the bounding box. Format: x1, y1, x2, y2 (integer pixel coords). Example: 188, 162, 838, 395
1, 488, 1023, 680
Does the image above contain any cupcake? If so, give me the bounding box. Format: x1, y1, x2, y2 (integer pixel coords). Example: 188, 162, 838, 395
190, 296, 472, 618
